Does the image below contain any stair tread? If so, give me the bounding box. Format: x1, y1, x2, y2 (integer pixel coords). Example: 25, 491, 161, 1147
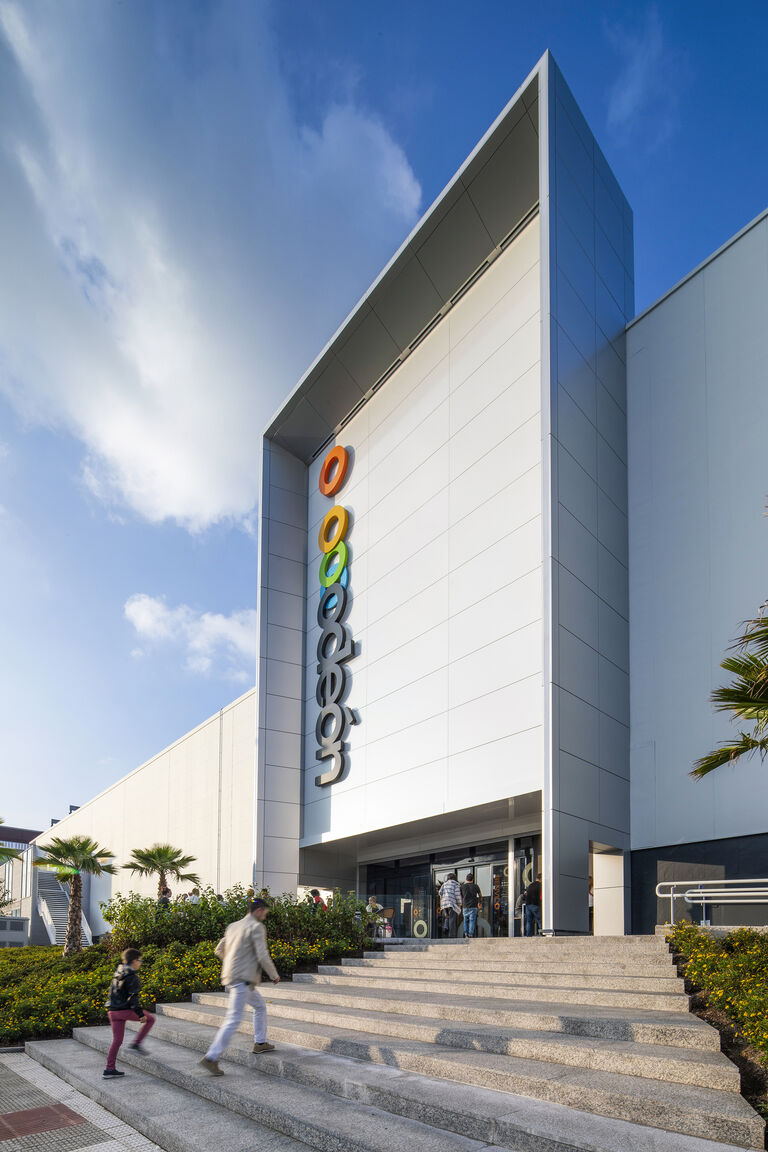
157, 1003, 741, 1101
158, 999, 737, 1086
238, 981, 698, 1024
318, 965, 685, 990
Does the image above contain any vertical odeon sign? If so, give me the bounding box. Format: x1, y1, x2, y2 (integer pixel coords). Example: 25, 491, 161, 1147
315, 445, 356, 786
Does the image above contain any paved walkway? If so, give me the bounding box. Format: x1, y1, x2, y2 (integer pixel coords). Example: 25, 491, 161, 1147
0, 1053, 162, 1152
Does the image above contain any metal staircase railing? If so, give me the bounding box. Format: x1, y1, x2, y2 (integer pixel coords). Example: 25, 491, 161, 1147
656, 878, 768, 925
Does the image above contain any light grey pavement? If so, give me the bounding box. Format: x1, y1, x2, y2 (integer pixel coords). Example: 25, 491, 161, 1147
0, 1052, 162, 1152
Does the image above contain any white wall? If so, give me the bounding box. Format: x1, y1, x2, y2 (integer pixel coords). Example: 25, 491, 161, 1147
628, 212, 768, 850
34, 690, 257, 933
302, 219, 544, 844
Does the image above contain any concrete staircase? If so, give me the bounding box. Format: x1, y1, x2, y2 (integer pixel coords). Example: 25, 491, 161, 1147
36, 870, 90, 948
26, 935, 765, 1152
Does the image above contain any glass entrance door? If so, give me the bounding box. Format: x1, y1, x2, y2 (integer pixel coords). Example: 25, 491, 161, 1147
435, 860, 510, 937
513, 843, 535, 936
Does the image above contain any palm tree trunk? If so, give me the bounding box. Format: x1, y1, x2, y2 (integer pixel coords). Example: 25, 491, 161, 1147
157, 870, 167, 897
64, 874, 82, 957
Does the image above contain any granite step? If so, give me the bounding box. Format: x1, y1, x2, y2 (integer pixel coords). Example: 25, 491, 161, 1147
358, 953, 677, 973
324, 963, 685, 993
158, 995, 739, 1091
195, 987, 718, 1049
138, 1006, 762, 1146
290, 970, 688, 1011
29, 1032, 494, 1152
25, 1037, 308, 1152
384, 938, 669, 954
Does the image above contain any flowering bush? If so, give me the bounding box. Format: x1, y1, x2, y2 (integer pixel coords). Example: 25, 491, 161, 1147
667, 922, 768, 1063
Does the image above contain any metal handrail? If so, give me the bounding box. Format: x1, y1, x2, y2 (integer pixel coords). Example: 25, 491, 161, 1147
656, 878, 768, 924
37, 896, 57, 945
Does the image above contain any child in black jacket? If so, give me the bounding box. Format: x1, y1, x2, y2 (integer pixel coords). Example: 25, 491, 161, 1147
104, 948, 155, 1077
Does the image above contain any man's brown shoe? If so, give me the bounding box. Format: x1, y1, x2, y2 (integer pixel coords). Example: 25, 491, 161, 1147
199, 1057, 224, 1075
252, 1042, 275, 1053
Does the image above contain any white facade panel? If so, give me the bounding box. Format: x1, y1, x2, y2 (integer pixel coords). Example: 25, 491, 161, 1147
33, 691, 257, 933
628, 213, 768, 850
302, 219, 544, 845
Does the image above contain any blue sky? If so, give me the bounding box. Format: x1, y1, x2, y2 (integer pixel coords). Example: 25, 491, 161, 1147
1, 1, 767, 830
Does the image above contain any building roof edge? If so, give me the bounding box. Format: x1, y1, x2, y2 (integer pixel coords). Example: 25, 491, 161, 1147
628, 204, 768, 329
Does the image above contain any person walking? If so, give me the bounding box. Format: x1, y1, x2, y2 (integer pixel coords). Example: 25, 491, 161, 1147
460, 873, 481, 938
200, 897, 280, 1075
438, 873, 462, 938
524, 873, 542, 936
103, 948, 155, 1078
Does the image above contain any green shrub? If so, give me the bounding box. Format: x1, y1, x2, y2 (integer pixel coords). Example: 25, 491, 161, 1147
667, 922, 768, 1062
100, 884, 370, 957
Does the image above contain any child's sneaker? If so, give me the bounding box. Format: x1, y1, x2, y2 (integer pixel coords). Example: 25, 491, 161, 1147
129, 1043, 148, 1054
102, 1068, 125, 1078
252, 1042, 275, 1053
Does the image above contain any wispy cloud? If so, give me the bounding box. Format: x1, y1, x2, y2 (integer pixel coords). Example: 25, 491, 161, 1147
125, 593, 257, 682
605, 6, 680, 150
0, 1, 421, 532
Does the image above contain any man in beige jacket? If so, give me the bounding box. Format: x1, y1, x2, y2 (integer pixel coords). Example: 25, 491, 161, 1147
199, 898, 280, 1075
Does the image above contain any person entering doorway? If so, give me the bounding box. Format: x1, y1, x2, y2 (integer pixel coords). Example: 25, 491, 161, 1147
460, 872, 481, 938
438, 873, 462, 938
524, 873, 542, 936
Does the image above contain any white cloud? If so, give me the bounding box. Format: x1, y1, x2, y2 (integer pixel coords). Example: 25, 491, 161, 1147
0, 1, 421, 531
125, 593, 257, 681
605, 6, 679, 150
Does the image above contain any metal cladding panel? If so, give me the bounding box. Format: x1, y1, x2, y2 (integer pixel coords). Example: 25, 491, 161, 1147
305, 359, 363, 428
336, 308, 400, 388
274, 397, 332, 460
413, 193, 494, 299
370, 253, 443, 349
466, 115, 539, 246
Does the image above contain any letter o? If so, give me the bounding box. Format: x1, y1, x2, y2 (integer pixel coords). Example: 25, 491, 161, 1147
316, 702, 345, 747
318, 505, 348, 554
319, 446, 349, 497
319, 541, 348, 588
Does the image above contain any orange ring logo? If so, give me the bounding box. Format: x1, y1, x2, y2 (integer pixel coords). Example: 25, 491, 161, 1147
319, 445, 348, 497
318, 505, 349, 554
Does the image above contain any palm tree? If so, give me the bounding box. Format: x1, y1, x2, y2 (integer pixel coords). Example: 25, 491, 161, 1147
692, 609, 768, 778
34, 835, 117, 956
123, 843, 200, 895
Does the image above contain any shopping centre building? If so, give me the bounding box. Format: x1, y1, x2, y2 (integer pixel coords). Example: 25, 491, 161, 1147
11, 52, 768, 940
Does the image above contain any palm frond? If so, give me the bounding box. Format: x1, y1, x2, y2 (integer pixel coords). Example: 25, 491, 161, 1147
731, 611, 768, 661
34, 835, 117, 877
123, 843, 198, 883
691, 733, 768, 779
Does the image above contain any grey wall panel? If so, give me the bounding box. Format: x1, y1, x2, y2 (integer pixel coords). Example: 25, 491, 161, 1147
254, 441, 308, 892
544, 57, 632, 932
